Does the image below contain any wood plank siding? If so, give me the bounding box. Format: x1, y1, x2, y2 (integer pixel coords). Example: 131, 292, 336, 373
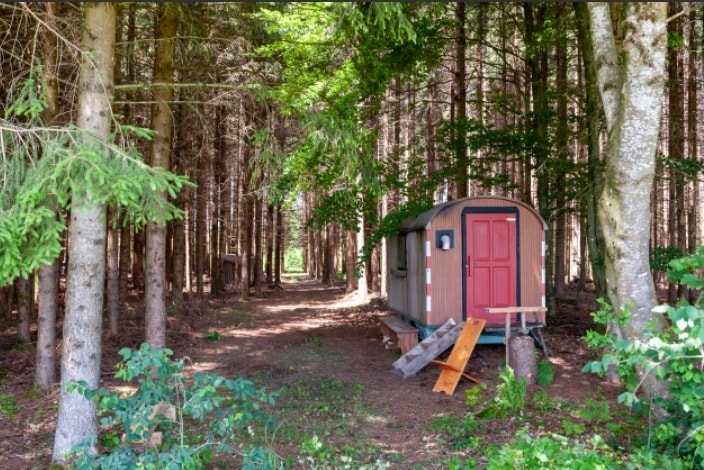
387, 196, 547, 328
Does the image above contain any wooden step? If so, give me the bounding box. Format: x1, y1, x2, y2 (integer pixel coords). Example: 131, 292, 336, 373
392, 318, 465, 378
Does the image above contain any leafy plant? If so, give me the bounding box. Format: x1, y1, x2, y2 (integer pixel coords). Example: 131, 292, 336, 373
464, 383, 487, 407
0, 393, 18, 420
205, 330, 221, 341
529, 389, 558, 414
67, 343, 277, 469
536, 360, 554, 387
583, 247, 704, 465
298, 434, 389, 469
560, 418, 586, 437
486, 430, 623, 469
429, 413, 484, 451
497, 366, 528, 413
577, 397, 611, 425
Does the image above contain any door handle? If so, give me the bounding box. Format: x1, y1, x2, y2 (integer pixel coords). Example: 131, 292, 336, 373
466, 256, 471, 277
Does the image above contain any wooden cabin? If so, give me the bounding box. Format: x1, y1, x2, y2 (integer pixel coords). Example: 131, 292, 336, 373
386, 196, 547, 343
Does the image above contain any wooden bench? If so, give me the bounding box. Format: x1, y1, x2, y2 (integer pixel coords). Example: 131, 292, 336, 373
484, 306, 547, 364
379, 315, 418, 355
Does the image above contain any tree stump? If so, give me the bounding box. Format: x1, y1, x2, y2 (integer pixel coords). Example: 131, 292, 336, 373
508, 335, 537, 385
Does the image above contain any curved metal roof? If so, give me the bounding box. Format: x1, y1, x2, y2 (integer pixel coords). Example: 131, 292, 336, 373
397, 196, 547, 233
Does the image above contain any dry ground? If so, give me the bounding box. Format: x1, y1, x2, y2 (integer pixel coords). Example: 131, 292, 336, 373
0, 275, 626, 469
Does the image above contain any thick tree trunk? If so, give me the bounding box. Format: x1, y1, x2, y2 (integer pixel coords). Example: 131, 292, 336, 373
589, 4, 667, 399
53, 3, 115, 461
145, 2, 177, 348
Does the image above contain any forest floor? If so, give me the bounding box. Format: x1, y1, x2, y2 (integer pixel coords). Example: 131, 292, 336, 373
0, 275, 635, 469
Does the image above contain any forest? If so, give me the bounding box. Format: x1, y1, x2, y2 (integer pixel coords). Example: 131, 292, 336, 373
1, 2, 703, 468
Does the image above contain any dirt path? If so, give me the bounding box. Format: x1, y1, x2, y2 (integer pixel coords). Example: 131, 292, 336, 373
0, 275, 620, 468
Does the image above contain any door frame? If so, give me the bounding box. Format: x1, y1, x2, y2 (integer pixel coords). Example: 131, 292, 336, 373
461, 206, 521, 321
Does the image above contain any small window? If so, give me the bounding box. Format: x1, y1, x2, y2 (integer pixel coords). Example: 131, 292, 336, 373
397, 235, 407, 270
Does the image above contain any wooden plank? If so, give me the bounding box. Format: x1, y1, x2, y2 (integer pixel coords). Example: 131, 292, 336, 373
379, 316, 418, 355
484, 306, 546, 364
379, 315, 418, 334
432, 318, 485, 396
483, 306, 547, 314
392, 319, 462, 378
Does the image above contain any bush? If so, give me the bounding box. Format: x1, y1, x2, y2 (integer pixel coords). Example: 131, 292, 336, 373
583, 247, 704, 466
67, 343, 277, 469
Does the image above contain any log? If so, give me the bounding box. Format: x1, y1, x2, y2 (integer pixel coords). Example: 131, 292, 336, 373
508, 335, 537, 385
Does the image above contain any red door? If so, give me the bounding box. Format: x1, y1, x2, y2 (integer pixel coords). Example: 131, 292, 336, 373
464, 211, 517, 325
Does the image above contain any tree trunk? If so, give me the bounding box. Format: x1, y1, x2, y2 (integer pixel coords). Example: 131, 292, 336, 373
195, 150, 207, 298
345, 230, 357, 293
508, 336, 537, 385
35, 2, 60, 389
588, 3, 667, 398
106, 208, 120, 335
171, 105, 186, 313
525, 3, 555, 316
266, 203, 274, 285
274, 204, 284, 285
16, 276, 31, 342
132, 228, 145, 292
454, 1, 468, 199
574, 2, 607, 301
356, 214, 367, 302
145, 2, 177, 348
687, 4, 699, 304
666, 2, 685, 303
253, 194, 264, 296
553, 3, 568, 298
53, 3, 115, 461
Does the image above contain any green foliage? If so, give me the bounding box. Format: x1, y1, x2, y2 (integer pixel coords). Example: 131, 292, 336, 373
496, 366, 528, 414
67, 343, 277, 469
0, 77, 192, 286
0, 393, 18, 420
464, 383, 487, 407
486, 430, 623, 469
284, 246, 304, 273
650, 245, 686, 273
298, 434, 389, 469
429, 414, 484, 451
536, 360, 555, 387
205, 331, 221, 341
529, 389, 558, 414
583, 247, 704, 465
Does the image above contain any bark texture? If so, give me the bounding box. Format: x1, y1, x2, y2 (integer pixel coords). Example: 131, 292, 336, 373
589, 3, 666, 340
53, 4, 116, 461
145, 2, 178, 348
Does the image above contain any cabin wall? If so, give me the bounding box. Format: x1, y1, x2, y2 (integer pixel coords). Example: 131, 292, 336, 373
386, 231, 427, 324
387, 197, 546, 327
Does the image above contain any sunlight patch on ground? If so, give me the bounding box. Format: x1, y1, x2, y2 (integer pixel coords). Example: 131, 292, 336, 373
363, 414, 390, 426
